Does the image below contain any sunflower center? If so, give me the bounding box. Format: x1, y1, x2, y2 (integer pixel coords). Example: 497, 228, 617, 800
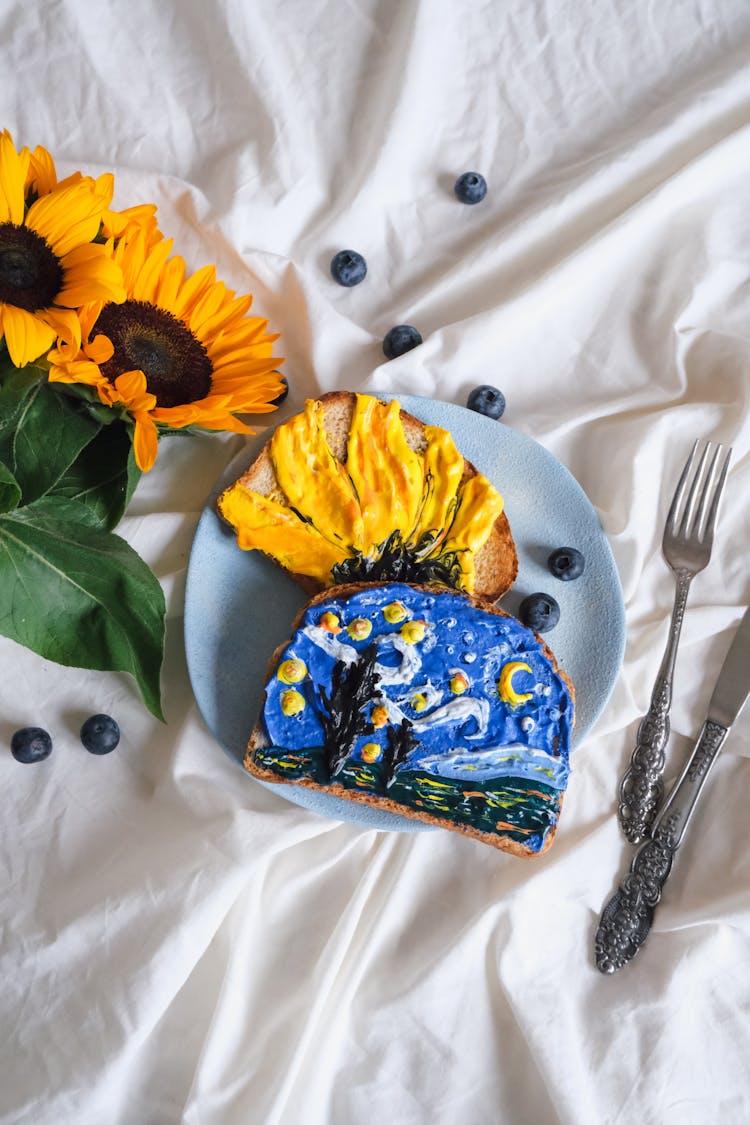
0, 223, 63, 311
95, 300, 213, 409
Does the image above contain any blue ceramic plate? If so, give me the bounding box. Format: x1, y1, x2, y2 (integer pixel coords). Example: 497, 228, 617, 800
184, 394, 625, 831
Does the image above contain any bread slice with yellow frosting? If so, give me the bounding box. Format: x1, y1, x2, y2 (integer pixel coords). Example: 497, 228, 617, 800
217, 391, 518, 600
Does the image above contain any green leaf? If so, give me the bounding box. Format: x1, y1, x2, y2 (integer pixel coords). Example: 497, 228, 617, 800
54, 421, 141, 530
0, 363, 45, 431
0, 379, 102, 505
0, 496, 165, 718
0, 462, 21, 514
0, 378, 105, 501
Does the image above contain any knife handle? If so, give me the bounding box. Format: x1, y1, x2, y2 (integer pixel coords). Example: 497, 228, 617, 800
654, 718, 728, 846
596, 719, 728, 973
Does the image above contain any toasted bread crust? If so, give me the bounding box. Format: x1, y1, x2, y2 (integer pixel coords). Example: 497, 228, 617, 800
220, 391, 518, 600
244, 582, 574, 857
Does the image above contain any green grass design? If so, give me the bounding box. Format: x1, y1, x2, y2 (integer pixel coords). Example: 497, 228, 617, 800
255, 745, 560, 849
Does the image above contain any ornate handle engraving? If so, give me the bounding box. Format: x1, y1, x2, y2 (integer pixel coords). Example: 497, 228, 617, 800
597, 720, 728, 973
595, 818, 678, 973
618, 570, 693, 843
686, 721, 725, 783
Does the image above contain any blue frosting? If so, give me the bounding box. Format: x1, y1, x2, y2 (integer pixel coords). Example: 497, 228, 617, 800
262, 583, 573, 791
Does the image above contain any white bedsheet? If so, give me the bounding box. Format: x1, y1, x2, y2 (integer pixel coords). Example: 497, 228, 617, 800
2, 2, 750, 1122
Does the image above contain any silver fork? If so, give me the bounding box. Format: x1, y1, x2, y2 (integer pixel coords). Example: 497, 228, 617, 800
617, 439, 732, 844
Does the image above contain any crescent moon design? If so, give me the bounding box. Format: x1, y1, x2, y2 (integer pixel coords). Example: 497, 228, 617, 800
498, 661, 533, 706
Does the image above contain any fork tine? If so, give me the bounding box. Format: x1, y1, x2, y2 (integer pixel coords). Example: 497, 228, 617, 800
699, 444, 732, 542
666, 439, 700, 534
691, 442, 722, 539
676, 440, 710, 538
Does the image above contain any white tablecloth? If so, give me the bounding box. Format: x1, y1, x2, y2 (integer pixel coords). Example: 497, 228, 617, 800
2, 2, 750, 1122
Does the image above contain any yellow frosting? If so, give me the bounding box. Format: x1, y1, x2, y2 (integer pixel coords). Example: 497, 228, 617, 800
277, 658, 307, 684
216, 485, 347, 583
347, 617, 372, 640
408, 424, 464, 552
498, 661, 534, 706
400, 620, 427, 644
370, 704, 388, 728
280, 689, 305, 716
346, 395, 424, 549
383, 600, 408, 623
217, 393, 506, 593
270, 398, 364, 550
439, 473, 505, 587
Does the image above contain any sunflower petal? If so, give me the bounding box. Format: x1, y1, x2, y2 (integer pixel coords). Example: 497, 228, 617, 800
0, 131, 28, 224
86, 333, 115, 364
57, 243, 126, 307
187, 282, 229, 335
101, 202, 159, 242
207, 358, 283, 386
1, 303, 57, 366
199, 292, 254, 337
154, 255, 186, 309
114, 369, 156, 411
48, 358, 106, 387
113, 229, 148, 292
171, 263, 216, 319
132, 413, 159, 472
26, 178, 110, 258
26, 144, 58, 196
130, 236, 174, 304
190, 414, 255, 434
42, 307, 82, 350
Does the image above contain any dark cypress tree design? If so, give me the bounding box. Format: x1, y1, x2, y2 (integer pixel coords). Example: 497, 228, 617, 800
318, 643, 381, 780
331, 530, 465, 588
381, 718, 419, 790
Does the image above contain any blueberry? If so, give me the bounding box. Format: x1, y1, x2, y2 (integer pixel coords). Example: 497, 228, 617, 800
80, 714, 120, 755
271, 374, 289, 405
383, 324, 422, 360
548, 547, 585, 581
467, 384, 505, 420
454, 172, 487, 205
330, 249, 367, 287
11, 727, 53, 764
519, 593, 560, 633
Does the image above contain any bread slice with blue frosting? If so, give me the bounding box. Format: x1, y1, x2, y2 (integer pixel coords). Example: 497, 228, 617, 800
246, 581, 575, 856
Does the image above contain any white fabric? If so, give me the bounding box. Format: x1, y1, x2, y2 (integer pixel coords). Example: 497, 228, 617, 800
2, 2, 750, 1122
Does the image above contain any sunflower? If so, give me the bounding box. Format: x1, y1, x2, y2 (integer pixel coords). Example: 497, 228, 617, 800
48, 229, 285, 471
0, 131, 126, 366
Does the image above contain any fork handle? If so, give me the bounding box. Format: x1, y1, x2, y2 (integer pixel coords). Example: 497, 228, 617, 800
618, 570, 693, 844
596, 718, 728, 972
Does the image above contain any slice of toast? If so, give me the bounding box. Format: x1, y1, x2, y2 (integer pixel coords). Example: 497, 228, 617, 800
245, 581, 575, 857
217, 391, 518, 600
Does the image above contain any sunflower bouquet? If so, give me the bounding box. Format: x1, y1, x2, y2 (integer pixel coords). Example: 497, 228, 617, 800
0, 130, 284, 717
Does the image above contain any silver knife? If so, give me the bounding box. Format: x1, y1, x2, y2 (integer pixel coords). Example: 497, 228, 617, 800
595, 602, 750, 973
